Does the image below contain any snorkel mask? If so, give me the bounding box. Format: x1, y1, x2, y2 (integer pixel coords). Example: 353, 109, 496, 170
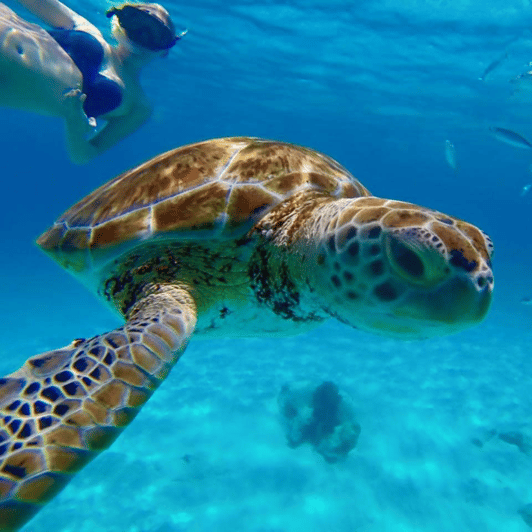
106, 3, 183, 51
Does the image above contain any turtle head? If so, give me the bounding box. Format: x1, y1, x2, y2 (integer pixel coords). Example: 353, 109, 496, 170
308, 197, 494, 338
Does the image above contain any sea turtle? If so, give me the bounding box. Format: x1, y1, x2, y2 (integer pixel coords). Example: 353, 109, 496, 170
0, 137, 493, 529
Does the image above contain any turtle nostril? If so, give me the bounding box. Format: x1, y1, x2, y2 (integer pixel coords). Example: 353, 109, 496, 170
477, 274, 493, 290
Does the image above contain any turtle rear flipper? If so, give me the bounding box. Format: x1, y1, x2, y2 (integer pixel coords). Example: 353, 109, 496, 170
0, 285, 196, 531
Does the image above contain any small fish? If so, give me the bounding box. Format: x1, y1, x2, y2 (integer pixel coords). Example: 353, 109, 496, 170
521, 297, 532, 305
521, 183, 532, 197
511, 70, 532, 85
479, 51, 509, 81
489, 127, 532, 149
444, 139, 457, 171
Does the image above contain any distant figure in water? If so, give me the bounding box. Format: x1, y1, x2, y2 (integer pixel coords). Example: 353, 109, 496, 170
278, 380, 361, 463
301, 381, 342, 446
0, 0, 185, 163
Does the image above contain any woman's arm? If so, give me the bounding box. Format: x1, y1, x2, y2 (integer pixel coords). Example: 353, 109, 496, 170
16, 0, 93, 30
63, 90, 152, 164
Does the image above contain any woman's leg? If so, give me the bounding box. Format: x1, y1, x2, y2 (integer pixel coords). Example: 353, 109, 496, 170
0, 3, 82, 116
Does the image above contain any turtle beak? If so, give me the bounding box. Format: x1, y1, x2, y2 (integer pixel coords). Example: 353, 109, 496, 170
393, 275, 493, 328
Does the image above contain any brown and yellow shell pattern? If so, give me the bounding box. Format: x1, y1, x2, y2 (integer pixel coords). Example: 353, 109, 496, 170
38, 137, 369, 274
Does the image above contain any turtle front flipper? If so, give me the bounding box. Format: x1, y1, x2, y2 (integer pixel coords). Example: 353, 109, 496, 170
0, 285, 196, 531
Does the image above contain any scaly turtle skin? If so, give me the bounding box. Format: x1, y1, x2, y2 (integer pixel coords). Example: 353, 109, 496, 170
0, 137, 493, 530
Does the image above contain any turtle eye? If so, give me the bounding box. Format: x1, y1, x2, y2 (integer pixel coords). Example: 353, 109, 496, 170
389, 238, 424, 279
385, 233, 448, 287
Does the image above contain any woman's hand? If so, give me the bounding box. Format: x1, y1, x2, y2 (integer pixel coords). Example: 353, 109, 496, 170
63, 88, 101, 163
62, 88, 96, 128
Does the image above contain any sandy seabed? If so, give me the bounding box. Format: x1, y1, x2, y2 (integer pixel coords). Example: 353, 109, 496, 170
2, 287, 530, 532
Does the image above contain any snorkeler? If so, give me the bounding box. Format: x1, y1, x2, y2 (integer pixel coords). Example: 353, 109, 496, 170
0, 0, 185, 163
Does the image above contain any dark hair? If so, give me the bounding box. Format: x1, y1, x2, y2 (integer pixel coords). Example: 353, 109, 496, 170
107, 3, 181, 51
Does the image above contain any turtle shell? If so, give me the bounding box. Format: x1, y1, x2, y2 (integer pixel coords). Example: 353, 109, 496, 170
38, 137, 370, 275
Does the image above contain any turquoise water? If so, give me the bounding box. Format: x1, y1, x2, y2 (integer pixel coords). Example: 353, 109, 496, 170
2, 0, 532, 530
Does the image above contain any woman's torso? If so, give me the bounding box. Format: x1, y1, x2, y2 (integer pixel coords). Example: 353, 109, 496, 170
48, 27, 134, 119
